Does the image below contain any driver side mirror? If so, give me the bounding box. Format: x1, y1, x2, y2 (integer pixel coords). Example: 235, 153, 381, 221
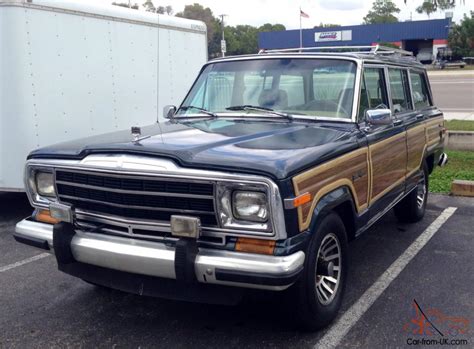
163, 105, 177, 120
365, 109, 392, 126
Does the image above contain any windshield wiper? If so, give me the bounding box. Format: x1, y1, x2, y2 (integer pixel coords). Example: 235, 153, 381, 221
226, 105, 293, 120
177, 106, 217, 118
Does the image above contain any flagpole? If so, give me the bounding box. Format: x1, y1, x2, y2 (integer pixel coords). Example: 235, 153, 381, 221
299, 7, 303, 50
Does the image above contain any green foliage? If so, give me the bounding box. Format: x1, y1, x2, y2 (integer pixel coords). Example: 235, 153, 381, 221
429, 151, 474, 193
363, 0, 400, 24
408, 0, 457, 16
224, 25, 258, 55
157, 5, 173, 15
112, 2, 139, 10
176, 5, 286, 57
259, 23, 286, 32
446, 120, 474, 131
224, 23, 286, 56
448, 12, 474, 58
142, 0, 155, 12
416, 1, 437, 16
176, 3, 221, 57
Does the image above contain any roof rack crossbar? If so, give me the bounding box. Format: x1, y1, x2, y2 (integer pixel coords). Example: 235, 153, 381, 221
260, 45, 413, 57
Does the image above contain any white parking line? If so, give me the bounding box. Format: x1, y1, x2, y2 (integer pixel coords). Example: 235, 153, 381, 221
0, 253, 50, 273
314, 206, 457, 349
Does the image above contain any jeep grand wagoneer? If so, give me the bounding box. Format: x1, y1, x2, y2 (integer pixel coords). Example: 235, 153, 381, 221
15, 46, 447, 330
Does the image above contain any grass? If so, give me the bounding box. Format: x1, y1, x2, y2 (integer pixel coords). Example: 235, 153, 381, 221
429, 150, 474, 193
446, 120, 474, 132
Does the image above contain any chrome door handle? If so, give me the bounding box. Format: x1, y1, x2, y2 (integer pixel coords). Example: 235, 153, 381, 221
393, 119, 403, 126
416, 113, 425, 120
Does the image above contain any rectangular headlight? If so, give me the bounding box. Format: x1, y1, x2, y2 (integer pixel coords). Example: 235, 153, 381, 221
232, 191, 268, 223
35, 171, 56, 197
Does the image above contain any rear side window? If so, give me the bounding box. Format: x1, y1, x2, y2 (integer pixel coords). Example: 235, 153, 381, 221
410, 71, 431, 109
388, 69, 412, 114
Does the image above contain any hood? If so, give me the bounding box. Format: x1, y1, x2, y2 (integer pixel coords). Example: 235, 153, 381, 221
29, 119, 362, 179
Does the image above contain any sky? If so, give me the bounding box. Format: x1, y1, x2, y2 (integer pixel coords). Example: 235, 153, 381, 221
92, 0, 473, 29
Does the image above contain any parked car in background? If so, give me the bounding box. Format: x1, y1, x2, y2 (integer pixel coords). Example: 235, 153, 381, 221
416, 48, 434, 64
15, 46, 447, 330
0, 0, 207, 192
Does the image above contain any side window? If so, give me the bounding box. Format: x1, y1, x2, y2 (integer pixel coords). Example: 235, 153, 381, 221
388, 69, 412, 114
358, 67, 389, 120
279, 75, 305, 107
410, 71, 431, 110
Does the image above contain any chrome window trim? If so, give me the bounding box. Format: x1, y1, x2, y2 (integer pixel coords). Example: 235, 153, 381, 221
358, 64, 391, 123
179, 55, 362, 123
25, 155, 287, 240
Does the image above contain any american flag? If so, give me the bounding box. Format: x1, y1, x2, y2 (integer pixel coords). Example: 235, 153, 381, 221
300, 9, 309, 18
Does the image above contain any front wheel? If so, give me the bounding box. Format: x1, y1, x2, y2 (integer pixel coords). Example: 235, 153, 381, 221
293, 212, 348, 331
394, 162, 429, 223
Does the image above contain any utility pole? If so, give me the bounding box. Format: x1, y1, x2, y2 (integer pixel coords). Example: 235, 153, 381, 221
219, 14, 227, 57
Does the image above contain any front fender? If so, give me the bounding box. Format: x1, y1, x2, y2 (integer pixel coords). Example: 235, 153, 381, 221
307, 186, 357, 237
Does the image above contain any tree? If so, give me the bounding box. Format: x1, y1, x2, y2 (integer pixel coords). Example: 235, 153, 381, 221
363, 0, 400, 24
408, 0, 456, 16
176, 3, 221, 57
112, 2, 139, 10
448, 11, 474, 57
156, 5, 173, 15
258, 23, 286, 32
142, 0, 156, 12
415, 1, 437, 16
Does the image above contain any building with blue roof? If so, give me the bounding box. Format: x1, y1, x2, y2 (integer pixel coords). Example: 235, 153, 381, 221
259, 19, 450, 63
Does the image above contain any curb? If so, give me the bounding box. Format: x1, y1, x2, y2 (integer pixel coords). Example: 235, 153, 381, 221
451, 180, 474, 197
445, 131, 474, 151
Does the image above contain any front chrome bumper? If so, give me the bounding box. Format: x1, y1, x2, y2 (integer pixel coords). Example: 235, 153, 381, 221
14, 219, 305, 291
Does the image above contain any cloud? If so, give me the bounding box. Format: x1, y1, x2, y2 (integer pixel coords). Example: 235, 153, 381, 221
319, 0, 366, 11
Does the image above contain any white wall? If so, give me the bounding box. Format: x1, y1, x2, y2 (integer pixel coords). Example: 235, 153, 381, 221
0, 2, 207, 190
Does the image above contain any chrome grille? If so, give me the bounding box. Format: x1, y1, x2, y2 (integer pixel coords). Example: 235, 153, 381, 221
55, 170, 218, 226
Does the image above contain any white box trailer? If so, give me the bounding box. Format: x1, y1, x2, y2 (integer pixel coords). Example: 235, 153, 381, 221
0, 0, 207, 191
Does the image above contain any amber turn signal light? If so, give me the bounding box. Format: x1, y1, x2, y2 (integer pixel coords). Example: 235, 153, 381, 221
294, 192, 312, 207
35, 209, 60, 225
235, 237, 276, 255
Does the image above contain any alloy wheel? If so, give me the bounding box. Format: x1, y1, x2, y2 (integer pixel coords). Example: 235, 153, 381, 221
315, 233, 342, 305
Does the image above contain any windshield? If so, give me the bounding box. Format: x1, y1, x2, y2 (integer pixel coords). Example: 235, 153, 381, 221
178, 58, 357, 120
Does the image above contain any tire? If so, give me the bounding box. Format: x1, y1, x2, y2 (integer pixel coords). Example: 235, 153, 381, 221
394, 162, 429, 223
292, 212, 348, 331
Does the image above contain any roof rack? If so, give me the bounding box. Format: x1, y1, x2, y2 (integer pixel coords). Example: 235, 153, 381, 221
259, 45, 413, 57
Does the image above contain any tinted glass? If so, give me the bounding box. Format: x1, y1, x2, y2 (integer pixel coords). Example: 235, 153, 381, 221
359, 67, 389, 119
410, 71, 431, 109
389, 69, 412, 114
180, 59, 357, 119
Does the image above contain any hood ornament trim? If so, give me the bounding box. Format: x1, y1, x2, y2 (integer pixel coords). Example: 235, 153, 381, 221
131, 126, 151, 144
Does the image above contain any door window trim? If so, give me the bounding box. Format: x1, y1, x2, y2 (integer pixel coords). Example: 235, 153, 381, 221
408, 68, 433, 111
386, 67, 414, 117
358, 64, 391, 124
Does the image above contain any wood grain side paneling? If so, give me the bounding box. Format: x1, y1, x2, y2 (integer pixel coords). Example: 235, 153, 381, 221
293, 148, 369, 231
406, 124, 427, 177
369, 132, 406, 203
426, 117, 444, 147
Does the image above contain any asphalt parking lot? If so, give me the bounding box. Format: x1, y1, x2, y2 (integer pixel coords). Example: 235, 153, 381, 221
1, 192, 472, 348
